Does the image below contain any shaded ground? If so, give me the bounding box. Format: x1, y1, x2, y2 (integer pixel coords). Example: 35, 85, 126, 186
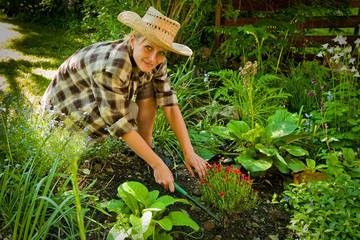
81, 152, 296, 240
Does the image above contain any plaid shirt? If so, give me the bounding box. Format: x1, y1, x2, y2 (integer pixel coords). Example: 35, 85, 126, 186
41, 39, 178, 140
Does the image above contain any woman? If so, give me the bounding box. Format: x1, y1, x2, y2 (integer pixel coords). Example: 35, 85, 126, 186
41, 7, 208, 192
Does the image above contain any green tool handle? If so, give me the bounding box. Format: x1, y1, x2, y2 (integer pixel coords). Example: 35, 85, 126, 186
173, 182, 222, 223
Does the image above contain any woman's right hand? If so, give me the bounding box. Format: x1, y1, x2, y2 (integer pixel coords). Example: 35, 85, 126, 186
152, 162, 175, 192
122, 130, 175, 192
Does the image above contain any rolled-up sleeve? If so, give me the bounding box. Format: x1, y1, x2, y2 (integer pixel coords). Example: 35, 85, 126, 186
92, 72, 136, 137
152, 59, 178, 106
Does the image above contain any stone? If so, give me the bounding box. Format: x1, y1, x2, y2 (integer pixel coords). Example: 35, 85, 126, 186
251, 222, 261, 228
204, 221, 215, 231
214, 235, 222, 240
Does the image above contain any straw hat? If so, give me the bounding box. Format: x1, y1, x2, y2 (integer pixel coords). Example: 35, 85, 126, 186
118, 7, 193, 56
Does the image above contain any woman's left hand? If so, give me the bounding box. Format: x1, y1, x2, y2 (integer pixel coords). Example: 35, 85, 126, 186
184, 151, 209, 179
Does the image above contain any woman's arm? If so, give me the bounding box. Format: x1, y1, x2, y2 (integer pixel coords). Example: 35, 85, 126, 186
162, 105, 208, 179
122, 130, 175, 192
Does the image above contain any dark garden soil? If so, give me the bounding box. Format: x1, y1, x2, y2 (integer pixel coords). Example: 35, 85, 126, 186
80, 151, 297, 240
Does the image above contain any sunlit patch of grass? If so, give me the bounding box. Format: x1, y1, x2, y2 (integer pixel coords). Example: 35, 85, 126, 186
0, 17, 85, 101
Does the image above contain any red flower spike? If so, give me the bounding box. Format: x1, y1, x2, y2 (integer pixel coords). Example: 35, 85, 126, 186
227, 179, 230, 181
201, 180, 205, 184
219, 192, 225, 197
209, 185, 213, 188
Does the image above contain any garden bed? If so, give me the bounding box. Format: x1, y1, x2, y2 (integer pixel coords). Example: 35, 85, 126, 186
81, 153, 295, 240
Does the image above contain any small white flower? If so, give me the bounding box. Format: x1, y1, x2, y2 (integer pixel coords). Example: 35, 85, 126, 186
340, 66, 347, 71
331, 54, 340, 60
354, 38, 360, 45
334, 46, 341, 52
354, 71, 360, 78
327, 47, 334, 53
333, 35, 347, 45
349, 58, 356, 64
343, 46, 352, 53
350, 66, 357, 72
316, 51, 323, 57
322, 43, 329, 49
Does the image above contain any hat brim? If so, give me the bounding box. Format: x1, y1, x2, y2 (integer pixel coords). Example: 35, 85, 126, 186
118, 11, 193, 56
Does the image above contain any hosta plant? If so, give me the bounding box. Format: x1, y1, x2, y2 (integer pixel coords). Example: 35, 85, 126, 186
200, 162, 259, 215
101, 181, 199, 240
212, 109, 310, 174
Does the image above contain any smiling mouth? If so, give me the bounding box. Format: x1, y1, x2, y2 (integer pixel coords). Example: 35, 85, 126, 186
144, 61, 154, 67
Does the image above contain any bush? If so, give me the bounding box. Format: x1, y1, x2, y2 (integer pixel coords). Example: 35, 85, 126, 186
281, 177, 360, 239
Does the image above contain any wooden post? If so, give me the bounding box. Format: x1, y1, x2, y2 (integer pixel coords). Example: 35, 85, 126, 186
214, 3, 222, 49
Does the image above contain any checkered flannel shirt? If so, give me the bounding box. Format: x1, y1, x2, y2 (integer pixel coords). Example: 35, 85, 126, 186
41, 39, 178, 140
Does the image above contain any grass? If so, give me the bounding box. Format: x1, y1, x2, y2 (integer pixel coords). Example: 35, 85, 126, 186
0, 18, 101, 239
0, 17, 84, 100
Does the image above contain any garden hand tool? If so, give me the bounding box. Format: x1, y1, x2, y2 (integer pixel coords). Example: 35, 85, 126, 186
173, 181, 223, 225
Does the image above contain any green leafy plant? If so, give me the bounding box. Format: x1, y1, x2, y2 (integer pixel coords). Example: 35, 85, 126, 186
0, 92, 102, 239
276, 176, 360, 239
212, 109, 310, 174
200, 161, 259, 215
310, 36, 360, 148
210, 62, 289, 127
102, 181, 199, 240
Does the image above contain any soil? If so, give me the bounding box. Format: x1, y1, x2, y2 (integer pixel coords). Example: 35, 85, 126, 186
80, 151, 297, 240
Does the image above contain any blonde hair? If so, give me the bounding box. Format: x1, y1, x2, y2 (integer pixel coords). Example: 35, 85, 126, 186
123, 31, 146, 43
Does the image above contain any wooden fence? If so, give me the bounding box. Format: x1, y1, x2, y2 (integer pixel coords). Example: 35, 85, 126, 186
214, 0, 360, 56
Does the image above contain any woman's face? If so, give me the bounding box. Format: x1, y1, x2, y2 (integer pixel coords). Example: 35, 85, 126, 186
130, 35, 167, 73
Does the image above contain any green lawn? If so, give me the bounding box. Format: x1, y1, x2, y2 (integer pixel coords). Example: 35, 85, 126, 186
0, 17, 84, 100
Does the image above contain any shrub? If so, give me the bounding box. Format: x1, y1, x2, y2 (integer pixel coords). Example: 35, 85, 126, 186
200, 162, 259, 215
280, 177, 360, 239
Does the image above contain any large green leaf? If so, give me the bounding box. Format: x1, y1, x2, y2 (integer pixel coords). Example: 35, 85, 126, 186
145, 201, 166, 212
265, 121, 297, 140
165, 211, 199, 231
211, 126, 234, 140
280, 145, 309, 157
156, 195, 188, 208
100, 199, 124, 215
153, 232, 173, 240
122, 182, 149, 206
193, 146, 217, 161
148, 190, 159, 206
156, 217, 173, 231
255, 143, 277, 156
267, 109, 298, 124
285, 157, 306, 172
280, 132, 312, 145
273, 158, 290, 174
242, 126, 264, 143
130, 211, 152, 234
235, 153, 273, 172
227, 120, 250, 139
117, 184, 139, 214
